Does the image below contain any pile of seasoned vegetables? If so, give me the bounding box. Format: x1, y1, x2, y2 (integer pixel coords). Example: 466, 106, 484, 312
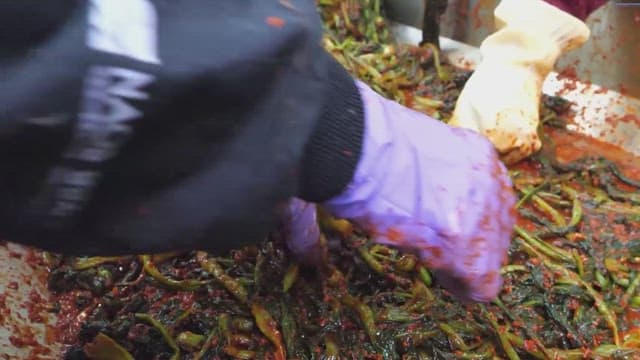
46, 1, 640, 359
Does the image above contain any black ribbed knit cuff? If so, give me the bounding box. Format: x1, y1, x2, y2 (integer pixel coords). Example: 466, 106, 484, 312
298, 57, 365, 203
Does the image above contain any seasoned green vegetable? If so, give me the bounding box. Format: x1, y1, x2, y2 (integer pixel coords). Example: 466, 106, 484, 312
48, 1, 640, 359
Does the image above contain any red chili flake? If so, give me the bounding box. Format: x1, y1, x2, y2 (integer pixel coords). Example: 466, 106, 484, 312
567, 298, 580, 311
421, 245, 443, 258
523, 339, 537, 352
512, 320, 522, 328
592, 333, 603, 347
619, 84, 629, 95
27, 290, 46, 323
620, 113, 640, 126
594, 86, 607, 94
567, 232, 585, 242
9, 325, 39, 348
503, 283, 513, 294
266, 16, 285, 28
385, 228, 404, 244
28, 345, 52, 358
24, 249, 43, 267
557, 66, 578, 80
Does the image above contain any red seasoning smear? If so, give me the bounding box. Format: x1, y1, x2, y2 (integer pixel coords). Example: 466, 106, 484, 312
624, 311, 640, 342
619, 113, 640, 127
52, 291, 84, 345
0, 292, 8, 325
547, 127, 640, 181
555, 66, 579, 94
557, 66, 578, 80
266, 16, 286, 28
25, 289, 47, 323
9, 327, 39, 348
27, 346, 52, 360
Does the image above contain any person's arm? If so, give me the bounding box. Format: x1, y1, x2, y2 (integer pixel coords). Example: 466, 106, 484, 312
0, 0, 363, 255
285, 76, 518, 303
1, 1, 519, 304
545, 0, 608, 20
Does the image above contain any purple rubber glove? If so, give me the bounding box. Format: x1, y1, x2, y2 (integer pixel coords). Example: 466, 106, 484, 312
284, 80, 517, 303
280, 198, 323, 267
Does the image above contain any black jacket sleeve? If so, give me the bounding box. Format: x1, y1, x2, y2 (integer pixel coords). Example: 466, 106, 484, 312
0, 0, 364, 255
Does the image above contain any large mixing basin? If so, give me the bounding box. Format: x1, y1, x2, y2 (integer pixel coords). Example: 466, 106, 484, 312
0, 15, 638, 360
